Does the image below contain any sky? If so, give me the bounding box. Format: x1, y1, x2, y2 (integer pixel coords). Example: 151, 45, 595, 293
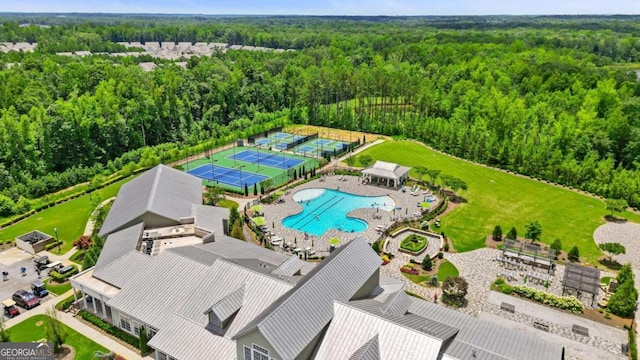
2, 0, 640, 16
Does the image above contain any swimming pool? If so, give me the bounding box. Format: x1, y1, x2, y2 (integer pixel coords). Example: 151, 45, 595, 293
282, 188, 395, 236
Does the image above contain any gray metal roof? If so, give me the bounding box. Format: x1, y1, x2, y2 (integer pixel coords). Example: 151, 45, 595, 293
176, 259, 294, 332
409, 299, 564, 360
92, 250, 154, 288
272, 255, 306, 276
233, 237, 382, 360
194, 236, 293, 269
349, 334, 380, 360
192, 204, 229, 235
166, 245, 224, 266
106, 251, 211, 330
94, 222, 144, 270
361, 161, 411, 180
147, 314, 236, 360
99, 165, 202, 236
208, 285, 245, 325
314, 302, 445, 360
444, 340, 510, 360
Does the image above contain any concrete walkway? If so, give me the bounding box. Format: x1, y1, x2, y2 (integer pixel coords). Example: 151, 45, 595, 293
4, 290, 149, 359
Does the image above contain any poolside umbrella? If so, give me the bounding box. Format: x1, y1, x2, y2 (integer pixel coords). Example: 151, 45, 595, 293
253, 217, 266, 226
329, 238, 341, 246
251, 205, 263, 212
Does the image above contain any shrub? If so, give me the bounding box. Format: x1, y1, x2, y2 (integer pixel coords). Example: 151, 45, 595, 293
444, 243, 450, 252
400, 267, 419, 275
491, 278, 514, 295
422, 256, 433, 271
512, 285, 584, 313
371, 241, 381, 254
421, 221, 429, 231
44, 241, 63, 251
78, 310, 140, 348
550, 238, 562, 255
73, 236, 92, 250
608, 280, 639, 318
506, 227, 517, 240
492, 225, 503, 241
50, 265, 79, 283
429, 276, 439, 286
617, 263, 635, 286
441, 277, 468, 307
55, 294, 77, 311
437, 252, 443, 259
568, 246, 580, 262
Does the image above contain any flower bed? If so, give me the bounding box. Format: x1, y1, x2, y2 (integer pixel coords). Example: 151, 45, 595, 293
400, 267, 420, 275
400, 234, 428, 254
492, 278, 584, 314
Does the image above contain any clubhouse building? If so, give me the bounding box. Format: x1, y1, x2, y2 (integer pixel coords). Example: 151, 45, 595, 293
71, 165, 564, 360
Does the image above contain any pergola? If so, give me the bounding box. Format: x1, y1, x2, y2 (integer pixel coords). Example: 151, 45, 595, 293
361, 161, 411, 188
502, 238, 556, 274
562, 262, 601, 307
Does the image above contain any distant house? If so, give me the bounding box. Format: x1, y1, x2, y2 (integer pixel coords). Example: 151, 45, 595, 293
361, 160, 411, 187
71, 165, 563, 360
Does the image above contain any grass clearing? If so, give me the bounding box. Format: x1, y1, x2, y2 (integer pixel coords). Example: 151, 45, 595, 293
0, 177, 131, 254
401, 272, 431, 284
44, 278, 72, 296
9, 314, 108, 359
217, 199, 239, 209
352, 140, 640, 264
437, 261, 460, 282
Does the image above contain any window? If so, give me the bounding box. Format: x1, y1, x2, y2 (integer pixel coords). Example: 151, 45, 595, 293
149, 327, 158, 339
243, 344, 270, 360
133, 322, 140, 336
119, 316, 131, 332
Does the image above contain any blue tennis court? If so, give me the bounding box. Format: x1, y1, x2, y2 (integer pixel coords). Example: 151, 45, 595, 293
273, 132, 291, 139
188, 164, 268, 188
229, 149, 304, 169
293, 135, 305, 141
256, 138, 271, 145
275, 143, 288, 150
298, 146, 316, 153
315, 139, 331, 146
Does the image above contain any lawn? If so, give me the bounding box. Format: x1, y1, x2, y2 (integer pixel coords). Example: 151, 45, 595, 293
0, 177, 131, 254
400, 234, 428, 252
437, 260, 460, 282
9, 314, 109, 359
218, 199, 239, 209
44, 279, 72, 296
352, 140, 640, 264
401, 272, 431, 284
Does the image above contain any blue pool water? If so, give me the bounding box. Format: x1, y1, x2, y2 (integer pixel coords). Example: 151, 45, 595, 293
282, 188, 395, 236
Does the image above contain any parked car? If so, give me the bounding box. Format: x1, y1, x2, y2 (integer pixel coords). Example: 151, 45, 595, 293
31, 280, 49, 298
2, 299, 20, 318
12, 290, 40, 309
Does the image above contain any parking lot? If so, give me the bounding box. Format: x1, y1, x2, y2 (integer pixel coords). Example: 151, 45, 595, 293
0, 247, 53, 318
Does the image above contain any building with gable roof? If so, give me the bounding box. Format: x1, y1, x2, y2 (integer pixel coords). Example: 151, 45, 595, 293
71, 165, 564, 360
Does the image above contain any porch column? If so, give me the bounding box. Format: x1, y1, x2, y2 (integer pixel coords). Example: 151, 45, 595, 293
92, 296, 97, 313
100, 295, 107, 320
72, 288, 78, 304
81, 286, 88, 309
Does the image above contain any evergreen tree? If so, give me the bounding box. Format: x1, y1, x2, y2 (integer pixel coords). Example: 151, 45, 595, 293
139, 326, 150, 354
492, 225, 502, 241
422, 256, 433, 271
506, 227, 518, 240
230, 221, 245, 240
568, 246, 580, 262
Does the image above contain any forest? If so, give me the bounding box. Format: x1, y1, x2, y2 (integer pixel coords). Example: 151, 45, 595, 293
0, 15, 639, 217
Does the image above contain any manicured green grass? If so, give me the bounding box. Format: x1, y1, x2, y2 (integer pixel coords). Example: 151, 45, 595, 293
600, 276, 612, 285
44, 279, 72, 296
400, 234, 428, 252
0, 178, 131, 254
353, 140, 640, 264
437, 261, 460, 282
217, 199, 239, 209
9, 314, 109, 359
401, 272, 431, 284
69, 250, 84, 265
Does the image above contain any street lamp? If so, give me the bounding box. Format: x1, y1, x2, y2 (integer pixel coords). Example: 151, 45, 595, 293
54, 228, 60, 253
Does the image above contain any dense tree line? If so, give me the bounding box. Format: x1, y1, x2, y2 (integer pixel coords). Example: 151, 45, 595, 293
0, 15, 639, 212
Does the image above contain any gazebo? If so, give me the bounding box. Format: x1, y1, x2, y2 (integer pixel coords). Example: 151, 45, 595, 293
562, 262, 600, 306
361, 161, 411, 188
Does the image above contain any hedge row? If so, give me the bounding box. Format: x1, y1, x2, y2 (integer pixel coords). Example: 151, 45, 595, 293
400, 267, 420, 275
55, 294, 77, 311
78, 310, 140, 349
44, 241, 63, 251
492, 278, 584, 313
422, 197, 448, 222
50, 265, 79, 283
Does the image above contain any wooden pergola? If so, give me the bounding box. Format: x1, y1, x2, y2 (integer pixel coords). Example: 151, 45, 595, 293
502, 238, 556, 274
562, 262, 600, 307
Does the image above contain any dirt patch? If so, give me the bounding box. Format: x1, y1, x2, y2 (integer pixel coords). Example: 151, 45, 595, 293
35, 320, 43, 326
284, 124, 385, 144
55, 345, 75, 360
581, 308, 631, 329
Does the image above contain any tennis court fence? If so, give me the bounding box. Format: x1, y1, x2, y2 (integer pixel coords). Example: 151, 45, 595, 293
285, 132, 318, 150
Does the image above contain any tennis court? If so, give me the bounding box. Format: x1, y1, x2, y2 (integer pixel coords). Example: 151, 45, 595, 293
188, 164, 268, 188
229, 149, 304, 169
290, 138, 349, 157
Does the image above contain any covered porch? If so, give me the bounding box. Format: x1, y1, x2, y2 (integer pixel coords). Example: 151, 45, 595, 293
361, 160, 411, 188
69, 268, 119, 322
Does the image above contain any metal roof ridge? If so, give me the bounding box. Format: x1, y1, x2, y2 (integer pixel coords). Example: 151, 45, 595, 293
146, 165, 163, 214
217, 258, 297, 286
337, 301, 450, 343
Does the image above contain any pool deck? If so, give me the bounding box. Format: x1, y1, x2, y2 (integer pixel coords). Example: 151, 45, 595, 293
262, 174, 437, 257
